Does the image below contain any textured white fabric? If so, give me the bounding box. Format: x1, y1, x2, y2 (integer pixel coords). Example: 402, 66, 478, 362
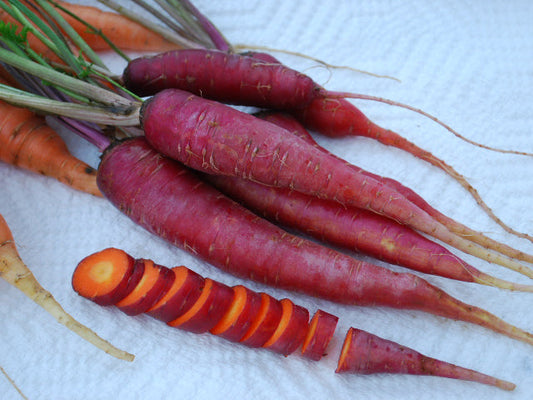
1, 1, 532, 399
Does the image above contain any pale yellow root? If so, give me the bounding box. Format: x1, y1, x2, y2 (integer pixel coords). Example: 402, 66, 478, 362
0, 365, 28, 400
0, 215, 134, 362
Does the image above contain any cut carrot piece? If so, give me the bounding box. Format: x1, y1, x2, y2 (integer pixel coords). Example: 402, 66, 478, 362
167, 279, 234, 334
335, 327, 516, 391
240, 293, 283, 348
262, 299, 310, 356
301, 309, 338, 361
146, 266, 205, 323
72, 247, 135, 305
116, 260, 175, 316
210, 285, 262, 342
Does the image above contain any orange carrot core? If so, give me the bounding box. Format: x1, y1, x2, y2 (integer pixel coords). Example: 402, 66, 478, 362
72, 248, 131, 299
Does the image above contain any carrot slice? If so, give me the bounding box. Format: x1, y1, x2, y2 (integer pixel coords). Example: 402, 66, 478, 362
210, 285, 262, 342
146, 266, 205, 323
240, 293, 283, 348
72, 247, 135, 305
167, 279, 234, 333
301, 309, 339, 361
116, 260, 175, 316
262, 299, 310, 356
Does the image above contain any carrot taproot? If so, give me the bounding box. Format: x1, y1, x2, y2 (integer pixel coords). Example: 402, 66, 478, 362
0, 214, 134, 362
336, 327, 515, 391
123, 48, 532, 244
301, 310, 338, 361
259, 110, 533, 267
139, 88, 532, 278
95, 137, 533, 346
0, 78, 102, 197
204, 160, 533, 291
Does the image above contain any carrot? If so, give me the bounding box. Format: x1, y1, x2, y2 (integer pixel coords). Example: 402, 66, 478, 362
0, 78, 102, 197
95, 137, 533, 346
239, 292, 283, 348
139, 88, 532, 278
52, 1, 179, 53
123, 48, 532, 244
0, 214, 134, 361
259, 110, 533, 267
0, 1, 177, 58
73, 248, 313, 356
336, 327, 515, 391
198, 113, 533, 290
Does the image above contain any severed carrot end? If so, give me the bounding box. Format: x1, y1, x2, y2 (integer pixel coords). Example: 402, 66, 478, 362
72, 247, 134, 305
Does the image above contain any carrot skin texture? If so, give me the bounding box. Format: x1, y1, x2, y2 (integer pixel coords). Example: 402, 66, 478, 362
206, 174, 482, 283
96, 138, 533, 345
124, 49, 317, 108
146, 266, 205, 323
336, 328, 516, 391
301, 310, 339, 361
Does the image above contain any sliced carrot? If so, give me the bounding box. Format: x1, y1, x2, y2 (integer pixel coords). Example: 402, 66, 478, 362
210, 285, 262, 342
240, 293, 283, 348
262, 299, 310, 356
301, 309, 338, 361
72, 247, 135, 305
146, 266, 205, 322
167, 279, 234, 334
116, 259, 175, 316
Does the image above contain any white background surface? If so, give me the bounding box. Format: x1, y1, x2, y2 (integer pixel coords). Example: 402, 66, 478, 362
1, 1, 533, 399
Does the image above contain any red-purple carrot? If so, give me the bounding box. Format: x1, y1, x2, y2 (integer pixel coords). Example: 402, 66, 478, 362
122, 48, 532, 244
139, 88, 533, 278
336, 327, 515, 391
258, 111, 533, 269
96, 136, 533, 346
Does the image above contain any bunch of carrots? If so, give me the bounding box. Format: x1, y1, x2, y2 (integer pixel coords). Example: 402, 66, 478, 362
0, 0, 532, 395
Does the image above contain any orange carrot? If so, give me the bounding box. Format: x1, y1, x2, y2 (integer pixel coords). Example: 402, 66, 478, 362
0, 214, 133, 361
0, 78, 102, 197
0, 1, 177, 58
336, 327, 515, 391
53, 1, 179, 53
